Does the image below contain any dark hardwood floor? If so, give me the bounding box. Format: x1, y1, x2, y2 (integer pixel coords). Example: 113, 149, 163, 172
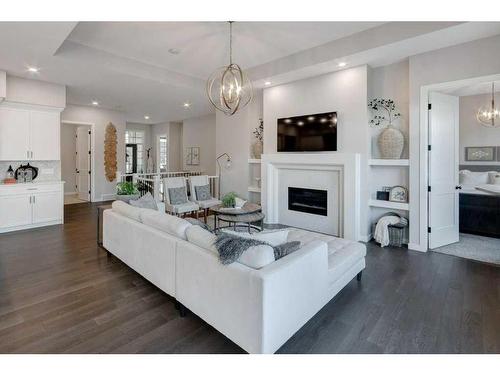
0, 202, 498, 354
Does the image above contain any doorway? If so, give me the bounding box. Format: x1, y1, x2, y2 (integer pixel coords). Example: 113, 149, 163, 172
426, 81, 500, 265
60, 121, 95, 205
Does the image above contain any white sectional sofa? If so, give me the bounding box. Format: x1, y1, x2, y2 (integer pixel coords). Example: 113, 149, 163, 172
103, 201, 366, 354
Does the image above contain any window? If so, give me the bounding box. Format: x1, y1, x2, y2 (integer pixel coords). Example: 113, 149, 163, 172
158, 136, 168, 171
125, 130, 144, 173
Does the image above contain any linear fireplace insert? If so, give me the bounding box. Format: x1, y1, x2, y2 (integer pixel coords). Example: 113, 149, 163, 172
288, 187, 328, 216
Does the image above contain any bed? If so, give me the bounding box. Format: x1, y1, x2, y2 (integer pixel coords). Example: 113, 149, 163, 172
459, 166, 500, 238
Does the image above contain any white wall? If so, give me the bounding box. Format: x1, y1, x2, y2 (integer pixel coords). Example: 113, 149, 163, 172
151, 122, 182, 172
0, 71, 6, 99
263, 66, 370, 238
62, 105, 126, 201
459, 93, 500, 165
216, 90, 263, 199
182, 114, 216, 175
409, 33, 500, 250
125, 122, 152, 172
60, 123, 77, 193
6, 75, 66, 108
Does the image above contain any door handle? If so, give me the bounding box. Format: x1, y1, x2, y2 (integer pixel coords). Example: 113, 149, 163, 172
455, 185, 462, 190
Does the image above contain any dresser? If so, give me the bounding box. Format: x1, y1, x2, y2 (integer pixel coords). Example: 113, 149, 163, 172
0, 181, 64, 233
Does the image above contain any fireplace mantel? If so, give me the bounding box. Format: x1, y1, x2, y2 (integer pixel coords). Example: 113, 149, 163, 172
261, 153, 361, 241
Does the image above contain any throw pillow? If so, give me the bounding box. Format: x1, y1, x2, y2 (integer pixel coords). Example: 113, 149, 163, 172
129, 192, 158, 210
273, 241, 301, 260
185, 217, 212, 232
215, 232, 275, 269
168, 186, 188, 205
220, 229, 289, 247
186, 225, 217, 253
195, 184, 211, 201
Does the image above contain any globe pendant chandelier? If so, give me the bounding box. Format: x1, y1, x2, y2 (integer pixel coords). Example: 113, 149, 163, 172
476, 82, 500, 128
207, 21, 252, 116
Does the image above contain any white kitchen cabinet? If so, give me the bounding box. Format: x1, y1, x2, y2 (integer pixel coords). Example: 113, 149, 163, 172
0, 105, 61, 161
30, 111, 60, 160
0, 194, 32, 228
0, 107, 30, 160
0, 181, 64, 233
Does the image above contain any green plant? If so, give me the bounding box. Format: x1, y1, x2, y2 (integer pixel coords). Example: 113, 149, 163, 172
222, 192, 237, 208
116, 181, 139, 195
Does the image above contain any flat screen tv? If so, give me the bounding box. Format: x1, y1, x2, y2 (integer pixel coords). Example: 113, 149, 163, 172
277, 111, 337, 152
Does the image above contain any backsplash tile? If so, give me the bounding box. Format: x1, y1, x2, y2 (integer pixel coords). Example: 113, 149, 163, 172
0, 161, 61, 182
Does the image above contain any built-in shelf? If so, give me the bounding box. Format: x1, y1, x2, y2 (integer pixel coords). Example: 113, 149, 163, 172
369, 199, 409, 211
248, 186, 261, 193
368, 159, 409, 166
248, 159, 262, 164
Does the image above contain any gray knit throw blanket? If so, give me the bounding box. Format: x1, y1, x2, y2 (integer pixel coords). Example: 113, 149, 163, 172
214, 232, 300, 265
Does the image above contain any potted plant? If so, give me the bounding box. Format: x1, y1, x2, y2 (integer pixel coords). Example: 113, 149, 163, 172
116, 181, 140, 203
368, 98, 404, 159
251, 119, 264, 159
221, 192, 237, 208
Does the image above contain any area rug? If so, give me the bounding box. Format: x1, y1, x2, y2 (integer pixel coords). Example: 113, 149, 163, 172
432, 233, 500, 265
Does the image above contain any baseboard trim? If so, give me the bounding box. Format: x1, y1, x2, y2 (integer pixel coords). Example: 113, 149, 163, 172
101, 194, 116, 201
359, 233, 373, 243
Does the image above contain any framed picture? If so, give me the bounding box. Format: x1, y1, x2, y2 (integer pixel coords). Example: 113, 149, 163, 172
465, 146, 496, 162
389, 186, 408, 203
185, 147, 201, 166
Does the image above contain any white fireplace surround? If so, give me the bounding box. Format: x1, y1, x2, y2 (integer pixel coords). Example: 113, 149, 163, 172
261, 153, 361, 241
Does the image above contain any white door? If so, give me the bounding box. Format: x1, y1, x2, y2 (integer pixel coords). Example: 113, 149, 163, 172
32, 192, 62, 224
76, 126, 91, 201
30, 111, 60, 160
0, 107, 30, 160
428, 92, 460, 249
0, 195, 32, 228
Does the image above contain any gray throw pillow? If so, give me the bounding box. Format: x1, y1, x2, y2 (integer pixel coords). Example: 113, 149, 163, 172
273, 241, 301, 260
129, 192, 158, 210
195, 184, 211, 201
168, 186, 188, 205
185, 217, 212, 232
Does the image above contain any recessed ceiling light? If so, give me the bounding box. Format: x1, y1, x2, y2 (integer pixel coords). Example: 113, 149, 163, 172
168, 48, 181, 55
337, 62, 347, 68
144, 115, 150, 120
92, 100, 99, 106
264, 81, 272, 86
183, 102, 191, 108
27, 66, 39, 73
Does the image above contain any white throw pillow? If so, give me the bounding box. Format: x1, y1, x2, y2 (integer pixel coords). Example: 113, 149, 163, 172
112, 200, 144, 222
221, 229, 289, 246
487, 171, 499, 184
460, 171, 489, 185
237, 244, 275, 269
186, 225, 217, 253
140, 210, 192, 240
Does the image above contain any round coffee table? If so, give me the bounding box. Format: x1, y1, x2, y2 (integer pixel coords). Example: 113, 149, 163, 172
210, 203, 265, 233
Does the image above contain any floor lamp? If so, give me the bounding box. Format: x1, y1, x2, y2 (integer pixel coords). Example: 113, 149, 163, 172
216, 153, 232, 198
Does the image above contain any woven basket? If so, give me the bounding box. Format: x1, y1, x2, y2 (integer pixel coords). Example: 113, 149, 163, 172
372, 212, 409, 248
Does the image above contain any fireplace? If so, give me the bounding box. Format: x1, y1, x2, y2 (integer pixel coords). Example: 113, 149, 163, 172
288, 187, 328, 216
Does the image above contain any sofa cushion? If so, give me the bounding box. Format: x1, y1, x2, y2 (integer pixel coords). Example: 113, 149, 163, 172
129, 192, 158, 210
140, 210, 192, 240
112, 200, 144, 222
185, 217, 212, 232
186, 225, 217, 253
287, 228, 355, 255
327, 242, 367, 285
221, 229, 289, 247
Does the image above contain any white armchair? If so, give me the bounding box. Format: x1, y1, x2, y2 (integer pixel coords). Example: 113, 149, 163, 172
163, 177, 199, 217
188, 175, 222, 223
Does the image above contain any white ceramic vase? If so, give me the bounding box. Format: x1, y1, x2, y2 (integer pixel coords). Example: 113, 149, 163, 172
252, 141, 263, 159
378, 125, 404, 159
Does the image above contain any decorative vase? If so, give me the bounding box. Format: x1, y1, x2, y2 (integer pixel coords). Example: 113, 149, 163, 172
378, 125, 404, 159
116, 194, 140, 203
251, 141, 263, 159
